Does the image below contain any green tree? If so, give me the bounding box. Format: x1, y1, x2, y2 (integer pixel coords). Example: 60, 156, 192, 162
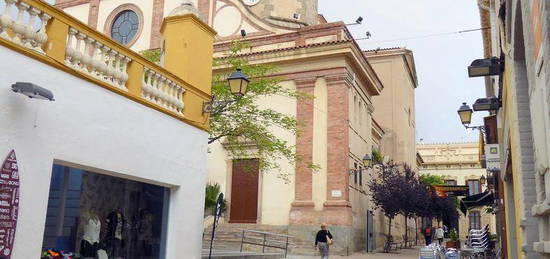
419, 174, 445, 186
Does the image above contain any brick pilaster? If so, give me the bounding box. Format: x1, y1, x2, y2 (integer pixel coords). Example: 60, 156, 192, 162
324, 73, 351, 207
289, 77, 317, 224
197, 0, 211, 24
292, 77, 317, 205
322, 73, 353, 226
87, 0, 99, 28
150, 0, 165, 49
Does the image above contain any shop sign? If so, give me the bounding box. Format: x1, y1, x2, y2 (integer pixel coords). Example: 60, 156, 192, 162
434, 185, 469, 197
485, 144, 500, 171
0, 150, 19, 259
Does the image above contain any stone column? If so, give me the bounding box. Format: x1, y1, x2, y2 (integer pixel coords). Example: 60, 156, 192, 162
323, 73, 352, 226
289, 77, 317, 224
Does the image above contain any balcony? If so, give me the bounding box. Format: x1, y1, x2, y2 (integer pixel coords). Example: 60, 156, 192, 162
0, 0, 213, 130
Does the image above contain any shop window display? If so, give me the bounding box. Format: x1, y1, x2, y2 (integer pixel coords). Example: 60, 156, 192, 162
42, 165, 168, 259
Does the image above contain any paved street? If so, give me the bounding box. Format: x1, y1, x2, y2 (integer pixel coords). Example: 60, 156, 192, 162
289, 247, 421, 259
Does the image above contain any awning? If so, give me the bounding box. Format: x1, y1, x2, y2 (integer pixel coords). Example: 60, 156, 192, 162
460, 191, 495, 215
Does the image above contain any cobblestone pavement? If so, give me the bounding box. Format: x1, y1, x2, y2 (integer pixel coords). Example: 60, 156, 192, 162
289, 246, 421, 259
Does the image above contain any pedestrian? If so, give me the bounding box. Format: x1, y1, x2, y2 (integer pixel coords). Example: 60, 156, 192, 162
435, 225, 445, 245
423, 224, 433, 246
315, 223, 333, 259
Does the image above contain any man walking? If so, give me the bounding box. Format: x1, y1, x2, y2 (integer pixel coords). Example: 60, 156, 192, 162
435, 225, 444, 245
315, 223, 333, 259
423, 224, 433, 246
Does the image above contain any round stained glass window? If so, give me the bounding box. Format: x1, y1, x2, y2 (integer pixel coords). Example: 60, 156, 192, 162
111, 10, 139, 45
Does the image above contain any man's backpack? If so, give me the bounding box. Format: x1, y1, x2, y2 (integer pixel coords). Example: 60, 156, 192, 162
424, 227, 431, 236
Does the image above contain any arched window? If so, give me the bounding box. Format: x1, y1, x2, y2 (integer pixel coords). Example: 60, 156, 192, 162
111, 10, 139, 45
104, 4, 144, 47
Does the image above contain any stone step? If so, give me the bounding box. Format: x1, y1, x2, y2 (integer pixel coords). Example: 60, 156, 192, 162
203, 223, 317, 255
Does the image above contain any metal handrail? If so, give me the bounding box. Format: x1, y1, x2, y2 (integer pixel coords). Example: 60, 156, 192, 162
239, 229, 293, 257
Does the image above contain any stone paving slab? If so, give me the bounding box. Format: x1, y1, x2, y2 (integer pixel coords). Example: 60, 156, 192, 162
288, 246, 421, 259
202, 249, 285, 259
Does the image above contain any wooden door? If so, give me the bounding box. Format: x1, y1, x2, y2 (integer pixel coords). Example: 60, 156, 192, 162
229, 159, 259, 223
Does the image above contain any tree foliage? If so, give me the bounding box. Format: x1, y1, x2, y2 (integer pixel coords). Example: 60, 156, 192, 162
140, 42, 317, 181
368, 163, 459, 238
419, 174, 445, 186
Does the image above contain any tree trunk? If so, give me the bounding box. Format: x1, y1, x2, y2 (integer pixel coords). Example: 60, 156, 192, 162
415, 217, 418, 245
404, 215, 408, 247
388, 217, 392, 236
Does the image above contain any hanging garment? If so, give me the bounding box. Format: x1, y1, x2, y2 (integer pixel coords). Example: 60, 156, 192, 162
82, 217, 101, 244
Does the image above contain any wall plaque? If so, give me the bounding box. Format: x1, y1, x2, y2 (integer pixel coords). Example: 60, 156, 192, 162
0, 150, 19, 259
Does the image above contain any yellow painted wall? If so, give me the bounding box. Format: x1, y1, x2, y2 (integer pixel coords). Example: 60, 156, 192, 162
500, 61, 524, 259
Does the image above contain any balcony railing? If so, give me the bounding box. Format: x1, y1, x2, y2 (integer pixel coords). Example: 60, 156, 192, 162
0, 0, 208, 128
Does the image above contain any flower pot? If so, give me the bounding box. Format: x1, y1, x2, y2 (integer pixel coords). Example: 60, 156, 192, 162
445, 240, 460, 249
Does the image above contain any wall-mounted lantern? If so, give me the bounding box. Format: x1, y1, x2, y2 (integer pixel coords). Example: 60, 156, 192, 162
468, 57, 504, 77
11, 82, 54, 101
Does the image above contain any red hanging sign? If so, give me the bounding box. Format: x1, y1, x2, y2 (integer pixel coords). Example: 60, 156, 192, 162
0, 150, 19, 259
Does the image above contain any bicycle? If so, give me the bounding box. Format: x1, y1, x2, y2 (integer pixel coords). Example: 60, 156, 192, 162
383, 234, 393, 253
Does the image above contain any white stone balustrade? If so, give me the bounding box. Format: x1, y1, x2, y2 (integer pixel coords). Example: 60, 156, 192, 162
0, 0, 51, 53
142, 68, 186, 114
65, 27, 131, 90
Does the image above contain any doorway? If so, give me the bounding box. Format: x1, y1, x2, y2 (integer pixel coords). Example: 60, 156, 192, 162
366, 210, 374, 252
229, 159, 259, 223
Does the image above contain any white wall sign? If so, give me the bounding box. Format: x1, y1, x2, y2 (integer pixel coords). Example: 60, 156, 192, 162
485, 144, 500, 170
331, 190, 342, 198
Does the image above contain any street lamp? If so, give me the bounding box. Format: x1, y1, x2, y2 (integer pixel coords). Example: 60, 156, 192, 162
362, 154, 372, 168
227, 68, 249, 97
457, 102, 488, 131
203, 68, 250, 113
458, 102, 473, 126
468, 57, 503, 77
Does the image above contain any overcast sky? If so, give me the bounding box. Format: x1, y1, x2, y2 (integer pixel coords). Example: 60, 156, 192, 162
319, 0, 488, 144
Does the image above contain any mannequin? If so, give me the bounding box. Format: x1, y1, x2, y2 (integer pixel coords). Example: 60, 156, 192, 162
105, 209, 125, 258
80, 207, 101, 258
138, 209, 154, 256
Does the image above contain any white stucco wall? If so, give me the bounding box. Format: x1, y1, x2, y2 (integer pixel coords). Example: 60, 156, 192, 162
0, 45, 208, 258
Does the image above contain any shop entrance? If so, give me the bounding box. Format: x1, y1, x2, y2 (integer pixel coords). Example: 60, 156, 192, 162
229, 159, 259, 223
42, 164, 168, 259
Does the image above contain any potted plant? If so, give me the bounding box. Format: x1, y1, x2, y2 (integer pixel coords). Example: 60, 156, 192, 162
445, 229, 460, 249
